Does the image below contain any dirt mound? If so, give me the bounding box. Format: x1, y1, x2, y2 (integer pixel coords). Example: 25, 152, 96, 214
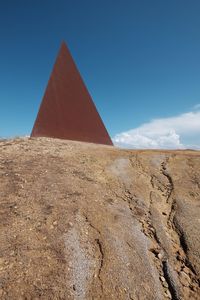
0, 137, 200, 299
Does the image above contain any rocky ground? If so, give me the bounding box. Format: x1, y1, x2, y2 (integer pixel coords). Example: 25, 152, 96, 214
0, 137, 200, 299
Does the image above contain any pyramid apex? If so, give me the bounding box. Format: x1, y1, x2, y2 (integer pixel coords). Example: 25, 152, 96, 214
60, 40, 68, 48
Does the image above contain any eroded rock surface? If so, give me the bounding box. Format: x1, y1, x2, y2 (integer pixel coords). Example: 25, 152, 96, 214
0, 137, 200, 299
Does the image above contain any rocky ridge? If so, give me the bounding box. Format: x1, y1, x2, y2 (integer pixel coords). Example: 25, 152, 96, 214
0, 137, 200, 299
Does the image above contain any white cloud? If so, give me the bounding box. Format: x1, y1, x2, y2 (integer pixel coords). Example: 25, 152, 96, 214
113, 109, 200, 149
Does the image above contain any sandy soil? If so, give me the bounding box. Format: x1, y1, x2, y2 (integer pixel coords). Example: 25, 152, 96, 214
0, 137, 200, 299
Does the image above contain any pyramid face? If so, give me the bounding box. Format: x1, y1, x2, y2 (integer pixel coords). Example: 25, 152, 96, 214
31, 42, 113, 146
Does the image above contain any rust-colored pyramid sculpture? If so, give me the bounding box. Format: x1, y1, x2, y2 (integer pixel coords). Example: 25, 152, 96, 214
31, 42, 113, 145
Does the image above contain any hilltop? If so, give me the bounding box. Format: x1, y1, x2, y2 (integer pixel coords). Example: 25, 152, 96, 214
0, 137, 200, 299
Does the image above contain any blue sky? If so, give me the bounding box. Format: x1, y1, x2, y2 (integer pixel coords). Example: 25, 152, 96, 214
0, 0, 200, 148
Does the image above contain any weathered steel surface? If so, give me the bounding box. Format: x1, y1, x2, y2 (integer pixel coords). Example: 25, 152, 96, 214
31, 42, 113, 146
